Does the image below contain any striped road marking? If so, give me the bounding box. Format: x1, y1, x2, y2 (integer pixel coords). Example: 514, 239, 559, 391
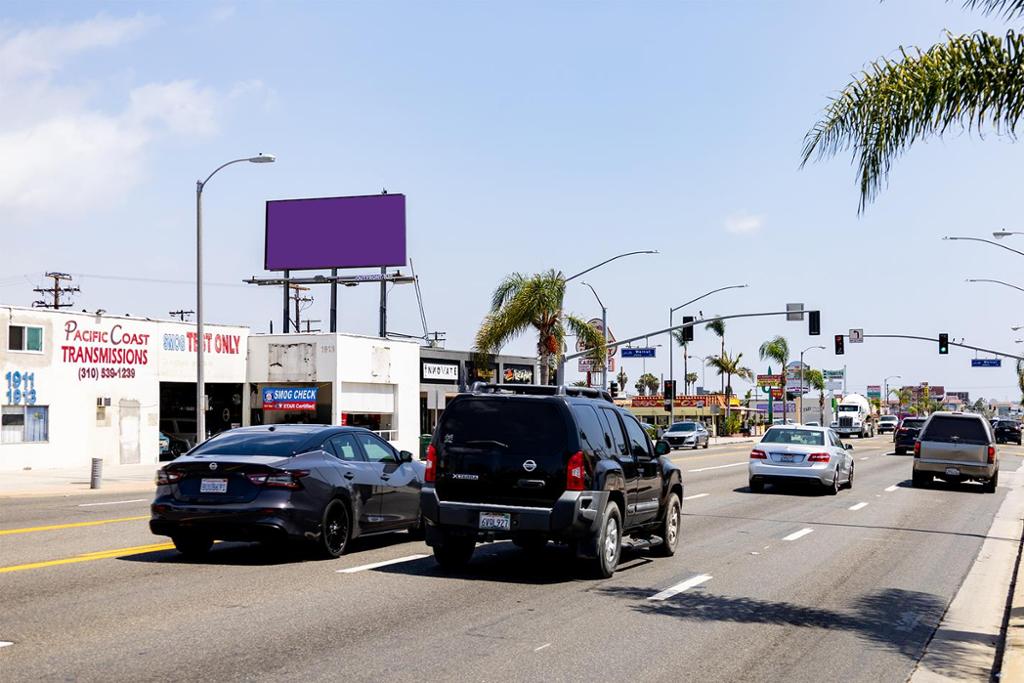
783, 528, 814, 542
0, 542, 174, 574
849, 502, 868, 511
885, 485, 899, 492
688, 462, 746, 473
78, 499, 147, 507
683, 493, 709, 501
0, 516, 149, 536
648, 574, 713, 601
337, 554, 428, 574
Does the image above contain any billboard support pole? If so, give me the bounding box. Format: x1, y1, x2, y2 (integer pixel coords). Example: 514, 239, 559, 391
330, 268, 338, 333
282, 270, 290, 333
378, 266, 387, 337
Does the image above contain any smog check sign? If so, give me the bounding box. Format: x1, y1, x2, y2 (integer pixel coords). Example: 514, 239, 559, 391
262, 386, 318, 411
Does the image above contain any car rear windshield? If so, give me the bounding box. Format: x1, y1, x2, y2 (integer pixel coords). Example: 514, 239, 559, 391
921, 416, 989, 444
668, 422, 697, 432
881, 416, 898, 422
188, 431, 311, 456
438, 399, 567, 453
902, 419, 926, 429
760, 428, 825, 446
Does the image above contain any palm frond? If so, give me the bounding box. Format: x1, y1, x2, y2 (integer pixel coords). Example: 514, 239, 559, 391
802, 30, 1024, 212
565, 313, 606, 365
758, 336, 790, 366
705, 317, 725, 338
489, 273, 526, 313
962, 0, 1024, 19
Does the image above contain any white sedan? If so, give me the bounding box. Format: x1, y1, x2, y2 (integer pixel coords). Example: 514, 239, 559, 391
748, 425, 854, 495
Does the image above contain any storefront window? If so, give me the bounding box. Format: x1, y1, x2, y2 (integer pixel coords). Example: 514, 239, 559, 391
1, 405, 49, 443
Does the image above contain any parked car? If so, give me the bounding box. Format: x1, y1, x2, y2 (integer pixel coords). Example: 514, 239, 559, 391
748, 425, 854, 495
992, 419, 1022, 445
878, 415, 899, 434
158, 431, 190, 461
912, 412, 998, 492
662, 421, 710, 450
894, 417, 927, 454
150, 425, 424, 558
420, 384, 684, 578
159, 418, 197, 450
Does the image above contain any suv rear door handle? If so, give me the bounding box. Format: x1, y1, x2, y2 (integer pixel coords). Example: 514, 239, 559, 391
344, 472, 355, 480
381, 474, 391, 481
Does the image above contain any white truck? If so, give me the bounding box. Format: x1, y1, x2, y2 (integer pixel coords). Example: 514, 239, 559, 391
833, 393, 877, 438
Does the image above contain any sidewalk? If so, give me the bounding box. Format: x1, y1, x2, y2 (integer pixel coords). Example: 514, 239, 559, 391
0, 463, 157, 498
709, 435, 756, 447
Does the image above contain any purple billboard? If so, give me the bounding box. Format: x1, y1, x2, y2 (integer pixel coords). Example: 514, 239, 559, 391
265, 193, 407, 271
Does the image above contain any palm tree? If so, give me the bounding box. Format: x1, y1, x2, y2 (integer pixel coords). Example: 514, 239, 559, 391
805, 369, 826, 425
706, 351, 753, 421
802, 1, 1024, 212
759, 336, 791, 422
686, 372, 698, 394
705, 317, 726, 393
616, 368, 628, 394
636, 372, 659, 397
475, 270, 605, 385
896, 388, 913, 415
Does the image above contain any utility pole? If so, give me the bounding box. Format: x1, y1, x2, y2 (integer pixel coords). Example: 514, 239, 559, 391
170, 309, 194, 321
303, 319, 322, 333
32, 272, 79, 309
289, 283, 312, 332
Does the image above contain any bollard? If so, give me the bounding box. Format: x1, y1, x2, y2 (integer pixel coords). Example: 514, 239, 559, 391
90, 458, 103, 489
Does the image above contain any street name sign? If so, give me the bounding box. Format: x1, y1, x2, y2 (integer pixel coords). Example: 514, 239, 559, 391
971, 358, 1002, 368
622, 347, 656, 358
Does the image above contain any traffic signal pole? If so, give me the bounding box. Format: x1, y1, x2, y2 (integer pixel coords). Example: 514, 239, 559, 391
861, 334, 1024, 361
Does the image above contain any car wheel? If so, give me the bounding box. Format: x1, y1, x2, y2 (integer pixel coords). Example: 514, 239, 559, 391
912, 469, 930, 488
172, 534, 212, 558
407, 515, 426, 541
846, 463, 854, 489
590, 502, 622, 578
703, 439, 709, 449
319, 499, 351, 559
984, 471, 999, 493
433, 533, 475, 570
749, 477, 764, 493
653, 493, 681, 557
825, 471, 840, 496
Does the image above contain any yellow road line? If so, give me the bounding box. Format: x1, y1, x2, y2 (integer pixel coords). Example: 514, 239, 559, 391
0, 542, 175, 574
0, 515, 149, 536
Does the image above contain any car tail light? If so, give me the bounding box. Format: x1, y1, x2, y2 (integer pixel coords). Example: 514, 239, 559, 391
246, 470, 309, 489
156, 469, 182, 485
750, 449, 767, 459
425, 444, 437, 483
914, 441, 921, 457
807, 452, 830, 462
988, 446, 996, 464
898, 428, 907, 434
566, 451, 585, 491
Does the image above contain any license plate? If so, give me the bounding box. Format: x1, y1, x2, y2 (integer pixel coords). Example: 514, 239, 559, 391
479, 512, 511, 531
945, 467, 960, 477
779, 454, 795, 463
200, 478, 228, 493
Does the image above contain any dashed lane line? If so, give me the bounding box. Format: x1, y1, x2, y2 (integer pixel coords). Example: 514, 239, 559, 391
849, 502, 868, 511
885, 484, 899, 492
688, 462, 747, 473
683, 493, 709, 501
336, 554, 428, 574
77, 499, 147, 507
648, 574, 713, 601
534, 643, 551, 652
0, 641, 12, 649
782, 528, 814, 541
0, 516, 149, 536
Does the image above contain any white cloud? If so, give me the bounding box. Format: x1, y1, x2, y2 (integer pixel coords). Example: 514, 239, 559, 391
723, 212, 764, 234
127, 80, 219, 136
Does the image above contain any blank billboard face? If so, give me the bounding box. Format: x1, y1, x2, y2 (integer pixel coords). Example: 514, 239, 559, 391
265, 193, 406, 271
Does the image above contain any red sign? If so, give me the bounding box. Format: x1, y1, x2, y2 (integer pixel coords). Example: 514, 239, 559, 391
770, 388, 783, 399
61, 320, 151, 381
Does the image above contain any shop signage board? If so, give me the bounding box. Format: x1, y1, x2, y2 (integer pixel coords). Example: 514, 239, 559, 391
262, 386, 318, 411
502, 365, 535, 384
972, 358, 1002, 368
824, 369, 845, 379
866, 385, 881, 399
757, 374, 782, 387
421, 360, 460, 384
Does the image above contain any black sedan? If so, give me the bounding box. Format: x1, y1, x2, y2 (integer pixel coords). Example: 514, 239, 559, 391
894, 417, 927, 454
150, 425, 424, 558
993, 419, 1022, 445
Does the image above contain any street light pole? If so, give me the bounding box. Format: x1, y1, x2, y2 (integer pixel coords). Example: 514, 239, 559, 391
195, 154, 275, 444
668, 283, 748, 423
883, 375, 902, 416
799, 345, 825, 424
944, 236, 1024, 258
580, 282, 608, 390
965, 278, 1024, 294
993, 230, 1024, 239
564, 250, 658, 283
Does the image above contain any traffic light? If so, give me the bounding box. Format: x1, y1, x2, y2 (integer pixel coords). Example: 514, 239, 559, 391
609, 381, 619, 396
664, 379, 676, 399
681, 316, 695, 342
834, 334, 845, 355
808, 310, 820, 336
939, 333, 949, 355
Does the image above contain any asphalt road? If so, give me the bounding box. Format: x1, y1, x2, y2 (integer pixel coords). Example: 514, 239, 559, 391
1, 436, 1020, 682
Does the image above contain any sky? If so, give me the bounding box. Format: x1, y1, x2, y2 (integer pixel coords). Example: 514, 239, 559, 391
2, 1, 1022, 401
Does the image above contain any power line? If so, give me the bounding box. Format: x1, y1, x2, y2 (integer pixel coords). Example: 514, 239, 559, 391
169, 309, 194, 321
32, 272, 79, 309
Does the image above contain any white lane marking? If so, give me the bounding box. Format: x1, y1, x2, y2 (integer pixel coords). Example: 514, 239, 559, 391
336, 554, 428, 574
688, 462, 746, 473
534, 643, 551, 652
648, 574, 713, 601
849, 502, 868, 511
77, 499, 147, 507
860, 457, 869, 461
885, 484, 899, 492
683, 493, 709, 501
0, 641, 12, 648
783, 528, 814, 541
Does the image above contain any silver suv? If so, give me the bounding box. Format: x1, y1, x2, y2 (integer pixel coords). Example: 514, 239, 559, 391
912, 412, 998, 492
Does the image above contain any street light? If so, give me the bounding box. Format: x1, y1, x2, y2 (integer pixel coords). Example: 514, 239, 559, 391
965, 278, 1024, 294
580, 282, 609, 390
195, 154, 276, 444
944, 235, 1024, 258
993, 230, 1024, 239
564, 250, 658, 283
799, 345, 825, 422
668, 284, 749, 422
883, 375, 902, 415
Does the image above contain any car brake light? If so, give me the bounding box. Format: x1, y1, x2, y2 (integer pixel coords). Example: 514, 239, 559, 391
246, 470, 309, 489
566, 451, 585, 491
750, 449, 767, 459
988, 446, 996, 464
156, 469, 182, 485
807, 452, 830, 462
898, 428, 907, 434
425, 444, 437, 483
914, 441, 921, 457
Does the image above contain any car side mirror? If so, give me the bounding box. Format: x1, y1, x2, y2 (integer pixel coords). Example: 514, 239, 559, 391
654, 440, 671, 457
399, 450, 413, 463
844, 443, 854, 451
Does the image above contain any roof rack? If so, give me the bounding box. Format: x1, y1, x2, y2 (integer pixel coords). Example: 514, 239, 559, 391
468, 382, 614, 403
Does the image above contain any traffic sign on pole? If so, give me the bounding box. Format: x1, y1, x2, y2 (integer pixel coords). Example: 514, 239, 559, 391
849, 329, 864, 343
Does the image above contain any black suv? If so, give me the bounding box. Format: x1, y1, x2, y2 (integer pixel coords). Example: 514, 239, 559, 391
420, 384, 684, 578
894, 417, 927, 455
992, 419, 1022, 445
